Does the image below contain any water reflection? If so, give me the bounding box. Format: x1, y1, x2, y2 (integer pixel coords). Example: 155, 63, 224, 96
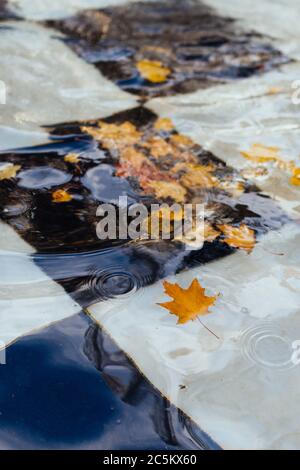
47, 0, 289, 98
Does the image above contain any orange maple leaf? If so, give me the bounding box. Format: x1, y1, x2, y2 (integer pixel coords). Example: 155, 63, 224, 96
158, 279, 218, 326
219, 223, 255, 253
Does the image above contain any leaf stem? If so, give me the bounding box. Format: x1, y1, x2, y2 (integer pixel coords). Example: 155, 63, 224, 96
197, 317, 220, 339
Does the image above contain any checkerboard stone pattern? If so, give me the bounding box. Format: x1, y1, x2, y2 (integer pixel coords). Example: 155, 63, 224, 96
0, 106, 287, 307
0, 0, 299, 451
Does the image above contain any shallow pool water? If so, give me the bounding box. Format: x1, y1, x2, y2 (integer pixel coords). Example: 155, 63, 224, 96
0, 0, 300, 450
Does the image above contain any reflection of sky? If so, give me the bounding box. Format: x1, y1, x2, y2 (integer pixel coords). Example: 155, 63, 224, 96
0, 313, 206, 450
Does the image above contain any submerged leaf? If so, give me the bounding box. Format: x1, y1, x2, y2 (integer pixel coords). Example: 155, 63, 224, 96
144, 180, 187, 203
219, 223, 255, 253
64, 153, 80, 163
52, 189, 73, 203
82, 121, 141, 149
154, 117, 174, 132
158, 278, 218, 324
0, 163, 21, 180
137, 59, 171, 83
180, 165, 216, 188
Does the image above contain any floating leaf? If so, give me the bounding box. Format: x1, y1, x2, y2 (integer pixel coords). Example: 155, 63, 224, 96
144, 180, 187, 203
137, 59, 171, 83
64, 153, 80, 163
0, 163, 21, 181
158, 279, 218, 324
219, 223, 255, 253
290, 167, 300, 186
52, 189, 73, 203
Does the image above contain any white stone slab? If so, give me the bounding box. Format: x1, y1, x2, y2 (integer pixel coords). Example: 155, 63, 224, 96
89, 223, 300, 450
0, 221, 81, 347
0, 21, 137, 149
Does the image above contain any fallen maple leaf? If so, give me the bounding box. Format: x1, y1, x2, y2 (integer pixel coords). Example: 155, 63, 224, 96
0, 163, 21, 180
82, 121, 141, 150
158, 279, 218, 330
52, 189, 73, 203
137, 59, 171, 83
219, 223, 255, 253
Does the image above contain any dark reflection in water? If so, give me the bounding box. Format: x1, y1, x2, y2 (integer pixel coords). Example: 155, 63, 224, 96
0, 106, 288, 306
0, 0, 18, 20
0, 313, 218, 450
47, 0, 289, 98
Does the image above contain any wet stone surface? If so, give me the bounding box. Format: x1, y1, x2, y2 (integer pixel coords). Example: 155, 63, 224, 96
0, 106, 288, 306
47, 0, 289, 98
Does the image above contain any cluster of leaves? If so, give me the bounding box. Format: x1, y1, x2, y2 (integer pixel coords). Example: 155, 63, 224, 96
241, 143, 300, 186
81, 117, 257, 252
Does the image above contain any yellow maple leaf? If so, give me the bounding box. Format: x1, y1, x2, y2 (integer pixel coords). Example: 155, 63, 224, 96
290, 167, 300, 186
137, 59, 171, 83
154, 117, 174, 132
219, 223, 255, 253
82, 121, 141, 150
64, 153, 80, 163
158, 279, 218, 324
0, 163, 21, 180
52, 189, 73, 203
144, 180, 187, 203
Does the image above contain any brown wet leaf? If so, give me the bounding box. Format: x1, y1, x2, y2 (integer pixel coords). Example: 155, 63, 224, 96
0, 163, 21, 180
219, 223, 255, 253
158, 278, 218, 324
52, 189, 73, 203
144, 180, 187, 203
137, 59, 171, 83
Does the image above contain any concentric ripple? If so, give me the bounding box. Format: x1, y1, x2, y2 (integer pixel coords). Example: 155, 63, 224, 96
87, 267, 140, 302
240, 321, 296, 370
